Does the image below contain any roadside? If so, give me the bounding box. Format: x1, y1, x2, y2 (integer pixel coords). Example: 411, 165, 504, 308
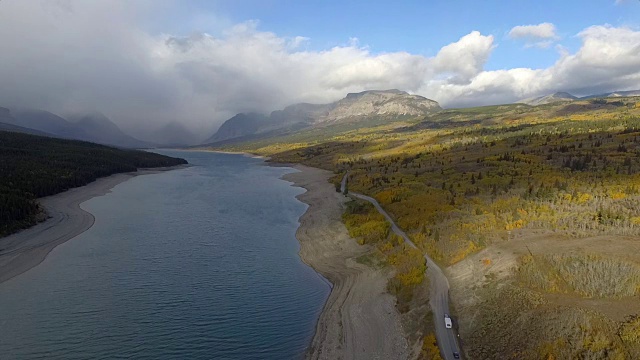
343, 173, 462, 360
283, 165, 410, 360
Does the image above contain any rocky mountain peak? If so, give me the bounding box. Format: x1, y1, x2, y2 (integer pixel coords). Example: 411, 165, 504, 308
344, 89, 407, 99
320, 89, 441, 123
203, 89, 441, 145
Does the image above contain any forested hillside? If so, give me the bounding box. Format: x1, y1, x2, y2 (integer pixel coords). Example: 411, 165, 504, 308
0, 131, 187, 237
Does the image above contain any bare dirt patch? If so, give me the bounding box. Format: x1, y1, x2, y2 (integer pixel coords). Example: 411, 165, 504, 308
448, 229, 640, 359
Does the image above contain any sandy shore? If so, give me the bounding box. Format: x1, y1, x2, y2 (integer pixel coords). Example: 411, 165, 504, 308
0, 166, 186, 285
283, 165, 409, 360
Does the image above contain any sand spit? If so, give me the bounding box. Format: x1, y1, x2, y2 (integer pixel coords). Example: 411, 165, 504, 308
283, 165, 409, 360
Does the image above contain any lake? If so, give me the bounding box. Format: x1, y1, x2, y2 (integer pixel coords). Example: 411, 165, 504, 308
0, 151, 330, 359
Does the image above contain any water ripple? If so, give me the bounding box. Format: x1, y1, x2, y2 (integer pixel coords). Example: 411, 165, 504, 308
0, 151, 330, 360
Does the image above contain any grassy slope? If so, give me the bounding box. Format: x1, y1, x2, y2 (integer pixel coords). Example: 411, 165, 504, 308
0, 131, 187, 237
216, 97, 640, 359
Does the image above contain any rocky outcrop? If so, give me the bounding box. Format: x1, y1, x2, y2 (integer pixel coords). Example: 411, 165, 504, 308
319, 89, 441, 123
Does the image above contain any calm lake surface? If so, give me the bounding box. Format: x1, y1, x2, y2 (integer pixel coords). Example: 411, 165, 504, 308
0, 151, 330, 359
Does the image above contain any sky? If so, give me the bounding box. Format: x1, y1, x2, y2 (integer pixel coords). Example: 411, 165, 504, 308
0, 0, 639, 136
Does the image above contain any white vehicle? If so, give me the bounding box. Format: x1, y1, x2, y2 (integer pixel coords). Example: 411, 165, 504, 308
444, 314, 452, 329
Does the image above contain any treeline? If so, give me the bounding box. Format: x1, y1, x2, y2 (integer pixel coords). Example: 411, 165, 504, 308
0, 131, 187, 237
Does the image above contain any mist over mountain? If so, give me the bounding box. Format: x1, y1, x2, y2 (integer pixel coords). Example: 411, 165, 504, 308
203, 113, 270, 144
2, 107, 151, 148
0, 107, 13, 123
1, 2, 639, 136
140, 121, 201, 147
12, 109, 91, 140
269, 103, 335, 129
67, 113, 152, 148
0, 107, 54, 136
4, 85, 638, 149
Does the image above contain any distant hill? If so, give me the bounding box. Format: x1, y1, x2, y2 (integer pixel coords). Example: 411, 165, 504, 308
519, 92, 578, 106
581, 89, 640, 99
0, 121, 53, 137
203, 89, 441, 145
0, 108, 56, 137
519, 89, 640, 106
12, 109, 91, 140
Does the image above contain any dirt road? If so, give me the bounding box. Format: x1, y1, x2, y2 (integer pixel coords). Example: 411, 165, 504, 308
343, 174, 462, 360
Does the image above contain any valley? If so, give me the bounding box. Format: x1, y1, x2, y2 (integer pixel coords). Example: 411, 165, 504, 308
211, 93, 640, 359
4, 2, 640, 359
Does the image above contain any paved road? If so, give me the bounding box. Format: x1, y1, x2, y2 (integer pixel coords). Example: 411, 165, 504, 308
341, 174, 462, 360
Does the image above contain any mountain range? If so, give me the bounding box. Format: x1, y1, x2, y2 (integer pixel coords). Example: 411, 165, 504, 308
518, 90, 640, 106
203, 89, 441, 144
1, 88, 638, 148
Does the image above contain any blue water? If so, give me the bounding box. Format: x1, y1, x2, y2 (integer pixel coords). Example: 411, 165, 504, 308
0, 151, 330, 359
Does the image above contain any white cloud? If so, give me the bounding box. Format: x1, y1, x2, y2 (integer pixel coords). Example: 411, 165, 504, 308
524, 40, 554, 49
509, 22, 558, 39
431, 31, 495, 84
0, 1, 640, 139
421, 25, 640, 107
508, 23, 559, 49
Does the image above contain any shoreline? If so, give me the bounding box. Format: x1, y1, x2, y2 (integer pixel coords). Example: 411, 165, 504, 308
282, 164, 410, 360
187, 148, 269, 160
1, 149, 410, 357
0, 165, 187, 285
